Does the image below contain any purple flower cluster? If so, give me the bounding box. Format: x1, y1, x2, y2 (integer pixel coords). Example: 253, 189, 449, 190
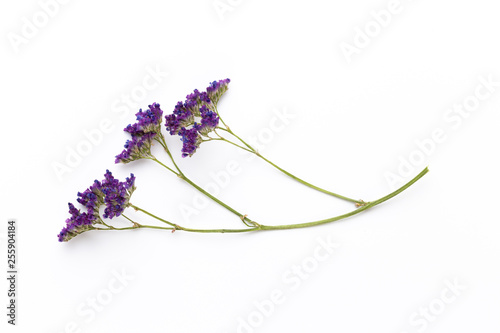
58, 203, 96, 242
198, 105, 219, 135
165, 79, 230, 157
206, 78, 230, 105
82, 170, 135, 219
185, 89, 212, 115
58, 170, 136, 242
165, 101, 195, 135
179, 127, 202, 157
115, 132, 156, 164
125, 103, 163, 135
116, 103, 163, 164
165, 89, 213, 135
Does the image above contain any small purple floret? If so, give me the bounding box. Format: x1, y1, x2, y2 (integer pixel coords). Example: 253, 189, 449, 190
115, 132, 156, 164
179, 127, 202, 157
206, 78, 230, 105
200, 105, 219, 129
125, 103, 163, 135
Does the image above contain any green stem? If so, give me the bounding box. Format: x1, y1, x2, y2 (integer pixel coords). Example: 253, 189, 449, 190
260, 167, 429, 230
99, 226, 141, 231
256, 153, 360, 204
99, 220, 113, 228
216, 126, 361, 204
139, 225, 175, 231
154, 133, 254, 227
180, 175, 257, 227
157, 134, 183, 175
218, 137, 254, 153
101, 224, 257, 233
115, 168, 427, 234
130, 204, 258, 233
130, 204, 178, 228
216, 126, 254, 151
149, 157, 178, 175
121, 214, 137, 225
214, 105, 230, 130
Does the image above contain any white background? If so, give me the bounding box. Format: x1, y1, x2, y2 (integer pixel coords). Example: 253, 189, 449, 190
1, 0, 499, 332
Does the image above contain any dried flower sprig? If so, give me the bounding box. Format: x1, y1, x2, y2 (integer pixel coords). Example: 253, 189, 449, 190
58, 79, 428, 242
58, 170, 136, 241
58, 167, 428, 241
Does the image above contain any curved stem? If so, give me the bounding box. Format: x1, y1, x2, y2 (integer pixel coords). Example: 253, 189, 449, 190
216, 125, 361, 204
255, 152, 360, 204
150, 157, 178, 175
111, 168, 427, 234
130, 204, 178, 228
130, 204, 259, 233
155, 136, 168, 151
260, 167, 428, 230
218, 137, 254, 153
99, 226, 141, 231
99, 219, 113, 228
180, 226, 259, 233
214, 105, 230, 130
156, 134, 183, 175
121, 214, 137, 225
101, 224, 257, 233
150, 153, 256, 227
180, 175, 257, 226
157, 131, 255, 226
216, 126, 254, 151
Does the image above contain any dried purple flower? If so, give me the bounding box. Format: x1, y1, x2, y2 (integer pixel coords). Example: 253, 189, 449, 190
58, 170, 136, 242
184, 89, 212, 115
206, 78, 230, 106
164, 79, 229, 157
197, 105, 219, 135
101, 170, 135, 218
179, 127, 202, 157
115, 132, 156, 164
58, 204, 96, 242
125, 103, 163, 135
165, 101, 195, 135
116, 103, 163, 164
